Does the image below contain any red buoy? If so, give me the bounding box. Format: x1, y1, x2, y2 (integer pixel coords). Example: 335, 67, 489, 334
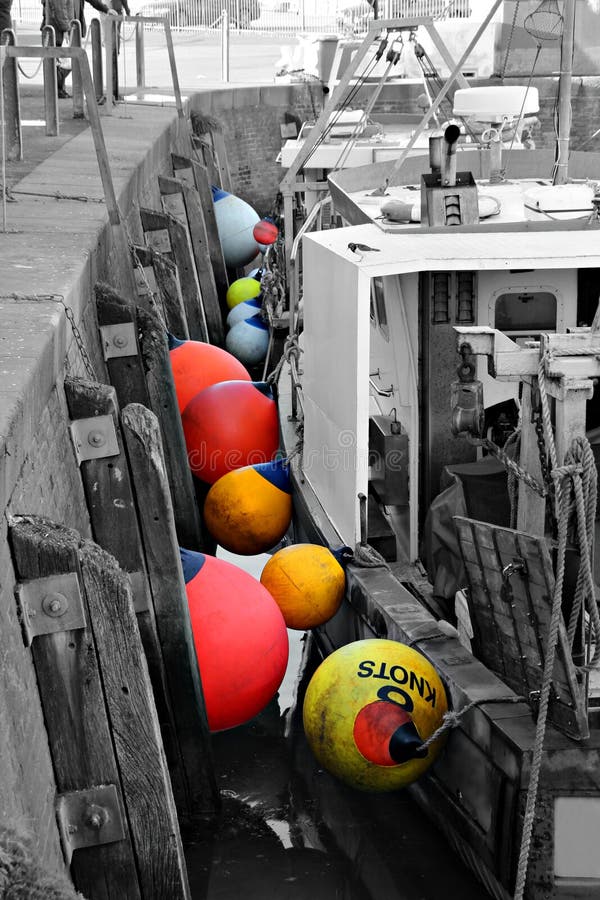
169, 335, 251, 414
253, 217, 279, 247
181, 548, 289, 731
182, 380, 279, 483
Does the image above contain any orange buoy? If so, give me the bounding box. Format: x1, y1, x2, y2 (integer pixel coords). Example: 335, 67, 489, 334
169, 335, 251, 414
260, 544, 347, 630
303, 639, 448, 791
204, 459, 292, 555
182, 380, 279, 484
181, 548, 289, 731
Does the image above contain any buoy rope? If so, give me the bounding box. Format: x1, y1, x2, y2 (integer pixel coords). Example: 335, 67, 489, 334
10, 188, 105, 203
417, 694, 525, 752
352, 543, 389, 568
267, 333, 301, 387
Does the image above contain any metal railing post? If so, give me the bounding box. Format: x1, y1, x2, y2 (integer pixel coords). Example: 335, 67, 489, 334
1, 29, 22, 162
221, 8, 229, 81
103, 14, 115, 112
41, 25, 58, 136
69, 19, 84, 118
135, 19, 145, 90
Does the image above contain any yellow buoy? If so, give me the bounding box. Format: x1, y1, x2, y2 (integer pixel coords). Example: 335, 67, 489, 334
260, 544, 346, 630
226, 276, 261, 310
303, 639, 448, 791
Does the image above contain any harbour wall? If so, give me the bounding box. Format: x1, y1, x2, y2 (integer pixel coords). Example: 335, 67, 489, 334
1, 73, 599, 885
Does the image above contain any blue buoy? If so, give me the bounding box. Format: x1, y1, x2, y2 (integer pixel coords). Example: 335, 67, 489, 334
212, 186, 261, 268
226, 297, 263, 329
225, 315, 270, 366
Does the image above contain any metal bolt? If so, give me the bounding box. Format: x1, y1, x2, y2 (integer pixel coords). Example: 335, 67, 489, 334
113, 333, 129, 349
42, 592, 68, 618
87, 430, 106, 448
85, 804, 108, 831
67, 824, 78, 835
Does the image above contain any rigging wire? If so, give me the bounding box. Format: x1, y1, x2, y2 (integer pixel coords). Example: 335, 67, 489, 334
302, 34, 388, 168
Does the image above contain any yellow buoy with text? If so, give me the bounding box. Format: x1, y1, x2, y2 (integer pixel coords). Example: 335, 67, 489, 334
260, 544, 346, 630
303, 639, 448, 791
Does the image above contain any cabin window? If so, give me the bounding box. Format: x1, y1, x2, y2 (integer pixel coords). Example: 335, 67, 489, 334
494, 291, 557, 336
371, 277, 389, 340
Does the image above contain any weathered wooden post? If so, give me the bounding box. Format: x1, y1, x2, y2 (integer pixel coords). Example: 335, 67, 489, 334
95, 283, 206, 552
96, 282, 151, 409
121, 402, 219, 819
149, 247, 190, 339
63, 377, 190, 809
131, 244, 168, 323
140, 207, 209, 342
171, 154, 229, 313
137, 305, 209, 552
158, 174, 224, 346
10, 516, 191, 899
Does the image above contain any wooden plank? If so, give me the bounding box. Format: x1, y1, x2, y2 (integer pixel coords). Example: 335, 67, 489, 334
151, 248, 190, 340
136, 305, 209, 553
140, 207, 209, 342
211, 129, 232, 193
121, 403, 219, 821
172, 154, 229, 312
190, 133, 220, 186
159, 175, 224, 347
78, 535, 190, 898
455, 516, 589, 740
95, 282, 151, 409
131, 244, 167, 325
9, 515, 142, 900
63, 377, 188, 807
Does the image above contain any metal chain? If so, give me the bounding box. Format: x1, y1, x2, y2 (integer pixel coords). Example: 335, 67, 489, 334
54, 294, 98, 380
469, 434, 548, 498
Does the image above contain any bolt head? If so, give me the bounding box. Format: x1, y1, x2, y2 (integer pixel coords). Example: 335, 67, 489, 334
87, 430, 106, 448
113, 333, 128, 349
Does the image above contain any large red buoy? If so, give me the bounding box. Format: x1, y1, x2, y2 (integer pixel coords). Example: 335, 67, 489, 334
169, 335, 251, 414
181, 548, 289, 731
204, 459, 292, 555
182, 380, 279, 483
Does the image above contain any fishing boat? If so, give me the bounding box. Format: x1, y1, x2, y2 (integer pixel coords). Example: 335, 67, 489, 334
275, 3, 600, 899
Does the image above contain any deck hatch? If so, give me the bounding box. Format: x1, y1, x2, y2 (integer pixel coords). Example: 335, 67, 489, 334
454, 516, 589, 740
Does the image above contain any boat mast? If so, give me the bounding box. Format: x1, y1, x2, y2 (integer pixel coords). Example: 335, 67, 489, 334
553, 0, 575, 184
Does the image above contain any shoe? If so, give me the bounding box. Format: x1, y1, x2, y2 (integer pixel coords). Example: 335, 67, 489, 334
58, 88, 71, 98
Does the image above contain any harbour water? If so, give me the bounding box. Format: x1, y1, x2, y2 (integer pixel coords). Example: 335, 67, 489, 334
184, 551, 491, 900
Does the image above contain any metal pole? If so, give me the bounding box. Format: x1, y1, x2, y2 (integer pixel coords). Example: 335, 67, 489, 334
553, 0, 575, 185
221, 8, 229, 81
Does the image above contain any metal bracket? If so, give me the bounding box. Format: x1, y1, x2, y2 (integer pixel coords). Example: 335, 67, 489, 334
56, 784, 126, 865
69, 415, 120, 465
128, 570, 151, 613
100, 322, 138, 360
16, 572, 86, 646
144, 227, 172, 254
